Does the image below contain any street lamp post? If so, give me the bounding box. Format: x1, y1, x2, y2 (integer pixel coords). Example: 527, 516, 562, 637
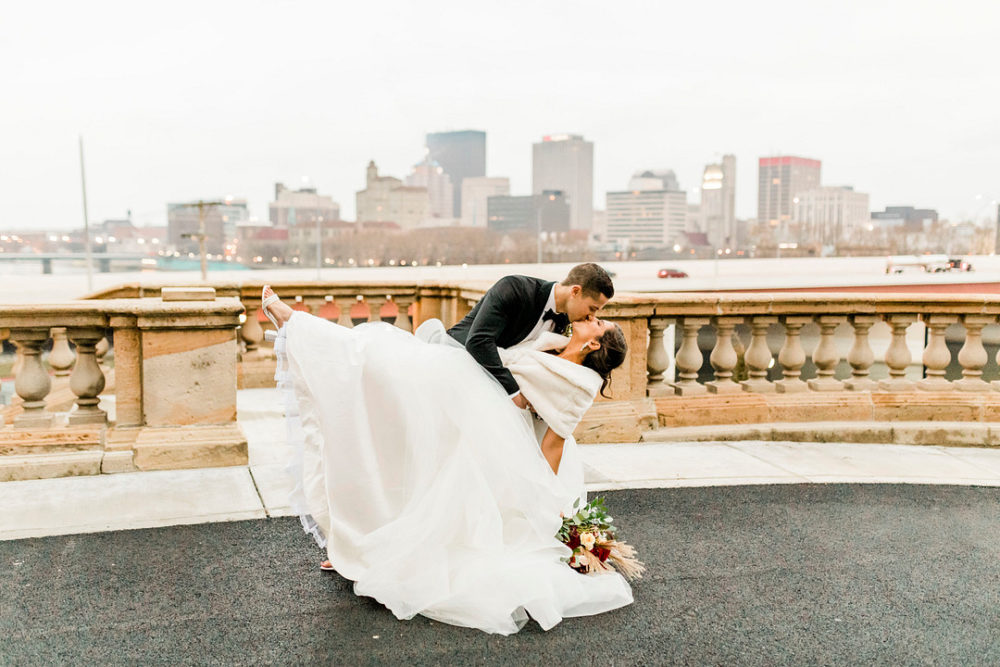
179, 200, 225, 282
536, 205, 542, 264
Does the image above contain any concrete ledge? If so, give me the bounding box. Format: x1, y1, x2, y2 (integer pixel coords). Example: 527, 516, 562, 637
642, 421, 999, 447
0, 451, 103, 482
0, 426, 104, 456
132, 424, 249, 471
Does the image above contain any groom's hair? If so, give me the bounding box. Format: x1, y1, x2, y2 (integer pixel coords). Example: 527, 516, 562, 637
562, 263, 614, 299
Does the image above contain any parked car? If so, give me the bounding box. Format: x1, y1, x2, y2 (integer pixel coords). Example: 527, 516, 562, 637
657, 267, 688, 278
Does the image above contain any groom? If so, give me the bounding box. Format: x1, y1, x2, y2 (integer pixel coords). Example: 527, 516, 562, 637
448, 262, 615, 409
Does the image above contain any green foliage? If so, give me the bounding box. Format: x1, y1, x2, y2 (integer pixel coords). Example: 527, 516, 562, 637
556, 496, 617, 542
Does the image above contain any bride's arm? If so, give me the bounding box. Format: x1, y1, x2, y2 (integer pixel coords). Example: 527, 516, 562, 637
541, 427, 565, 474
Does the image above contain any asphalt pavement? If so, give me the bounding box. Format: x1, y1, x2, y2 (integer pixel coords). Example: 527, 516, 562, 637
3, 484, 999, 666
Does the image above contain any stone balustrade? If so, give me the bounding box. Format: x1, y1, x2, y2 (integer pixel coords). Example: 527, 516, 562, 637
0, 289, 247, 480
78, 282, 1000, 447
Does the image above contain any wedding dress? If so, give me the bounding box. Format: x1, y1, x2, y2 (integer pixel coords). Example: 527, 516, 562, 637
274, 312, 633, 635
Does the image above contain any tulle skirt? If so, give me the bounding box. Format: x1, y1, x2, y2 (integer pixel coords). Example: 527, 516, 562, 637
275, 312, 632, 635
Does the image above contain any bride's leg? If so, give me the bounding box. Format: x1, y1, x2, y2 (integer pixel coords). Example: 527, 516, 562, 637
262, 285, 296, 327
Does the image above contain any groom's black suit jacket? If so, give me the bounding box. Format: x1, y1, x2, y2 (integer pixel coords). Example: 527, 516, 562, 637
447, 275, 557, 396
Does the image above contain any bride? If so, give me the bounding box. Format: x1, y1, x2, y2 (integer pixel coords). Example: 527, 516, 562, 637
262, 285, 634, 635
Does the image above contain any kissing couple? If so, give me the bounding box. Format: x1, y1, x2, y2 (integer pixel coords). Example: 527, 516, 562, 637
261, 262, 632, 635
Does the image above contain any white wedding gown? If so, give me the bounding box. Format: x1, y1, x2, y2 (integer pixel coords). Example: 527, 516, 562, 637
274, 312, 633, 635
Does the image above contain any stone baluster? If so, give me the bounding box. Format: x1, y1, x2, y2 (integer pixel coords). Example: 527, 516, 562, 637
335, 296, 356, 328
239, 304, 264, 352
843, 315, 878, 391
670, 317, 709, 396
393, 295, 414, 332
740, 316, 776, 393
12, 342, 24, 377
879, 314, 917, 391
954, 314, 994, 392
774, 316, 812, 393
95, 335, 109, 366
646, 317, 672, 396
10, 328, 53, 428
918, 315, 957, 391
706, 316, 742, 394
808, 316, 846, 391
366, 296, 387, 324
66, 327, 108, 424
48, 327, 75, 377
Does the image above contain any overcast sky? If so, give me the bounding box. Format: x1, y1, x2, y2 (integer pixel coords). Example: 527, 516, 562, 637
2, 0, 997, 230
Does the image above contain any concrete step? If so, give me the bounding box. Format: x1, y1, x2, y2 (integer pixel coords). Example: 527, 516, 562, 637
0, 450, 103, 482
642, 421, 1000, 447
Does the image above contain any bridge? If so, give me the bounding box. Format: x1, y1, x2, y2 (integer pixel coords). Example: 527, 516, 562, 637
0, 252, 152, 273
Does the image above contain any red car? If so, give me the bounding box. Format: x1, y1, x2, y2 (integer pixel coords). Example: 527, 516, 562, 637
658, 267, 688, 278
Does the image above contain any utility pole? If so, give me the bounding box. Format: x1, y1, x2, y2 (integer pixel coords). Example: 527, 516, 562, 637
180, 200, 226, 281
78, 136, 93, 292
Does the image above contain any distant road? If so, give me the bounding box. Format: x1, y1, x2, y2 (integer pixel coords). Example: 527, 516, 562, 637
3, 254, 1000, 303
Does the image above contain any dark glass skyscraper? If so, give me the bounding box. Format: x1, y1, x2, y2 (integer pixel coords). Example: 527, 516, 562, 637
425, 130, 486, 217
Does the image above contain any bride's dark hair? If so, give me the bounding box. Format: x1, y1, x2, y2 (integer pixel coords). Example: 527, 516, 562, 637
582, 323, 628, 398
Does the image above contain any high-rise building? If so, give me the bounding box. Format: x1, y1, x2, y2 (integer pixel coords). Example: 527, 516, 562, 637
793, 186, 870, 245
486, 191, 570, 234
425, 130, 487, 217
356, 161, 429, 230
757, 156, 821, 238
167, 198, 249, 256
269, 183, 340, 227
700, 155, 737, 249
406, 159, 454, 221
605, 183, 688, 247
532, 134, 594, 233
461, 177, 510, 227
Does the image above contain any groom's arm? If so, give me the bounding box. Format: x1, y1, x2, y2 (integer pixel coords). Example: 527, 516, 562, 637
465, 278, 521, 397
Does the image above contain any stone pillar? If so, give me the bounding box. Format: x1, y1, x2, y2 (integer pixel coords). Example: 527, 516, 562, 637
393, 296, 414, 332
10, 328, 53, 428
111, 321, 143, 427
879, 314, 917, 391
954, 314, 994, 392
670, 317, 709, 396
775, 316, 812, 393
918, 315, 957, 391
741, 316, 777, 393
335, 297, 356, 328
808, 315, 845, 392
48, 327, 75, 377
365, 296, 386, 324
646, 317, 672, 397
66, 327, 108, 425
843, 315, 879, 391
240, 305, 264, 352
706, 316, 742, 394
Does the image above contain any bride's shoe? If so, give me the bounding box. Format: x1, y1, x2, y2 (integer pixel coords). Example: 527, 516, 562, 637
261, 286, 282, 342
320, 560, 334, 572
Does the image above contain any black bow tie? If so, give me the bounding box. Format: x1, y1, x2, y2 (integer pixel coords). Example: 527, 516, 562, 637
543, 309, 569, 331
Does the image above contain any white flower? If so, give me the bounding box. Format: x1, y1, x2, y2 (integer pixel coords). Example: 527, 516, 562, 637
580, 531, 597, 550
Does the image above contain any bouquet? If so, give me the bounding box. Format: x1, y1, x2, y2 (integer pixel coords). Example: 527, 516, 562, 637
557, 497, 645, 580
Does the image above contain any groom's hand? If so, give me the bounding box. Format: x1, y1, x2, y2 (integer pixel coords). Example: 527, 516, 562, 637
511, 393, 530, 410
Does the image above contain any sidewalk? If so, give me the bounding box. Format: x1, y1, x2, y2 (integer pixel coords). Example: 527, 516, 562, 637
3, 388, 1000, 541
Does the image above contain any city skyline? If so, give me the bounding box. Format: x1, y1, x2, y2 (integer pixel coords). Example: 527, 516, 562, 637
1, 0, 998, 231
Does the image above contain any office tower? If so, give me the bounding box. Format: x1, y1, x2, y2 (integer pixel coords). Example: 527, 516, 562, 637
700, 155, 737, 249
406, 159, 454, 220
461, 177, 510, 227
757, 156, 821, 238
167, 198, 249, 255
605, 179, 688, 247
425, 130, 487, 217
793, 186, 870, 245
355, 161, 429, 230
269, 183, 340, 227
532, 134, 594, 232
486, 191, 570, 234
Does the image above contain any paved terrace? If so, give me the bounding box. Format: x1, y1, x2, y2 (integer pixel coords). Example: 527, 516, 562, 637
4, 389, 1000, 663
